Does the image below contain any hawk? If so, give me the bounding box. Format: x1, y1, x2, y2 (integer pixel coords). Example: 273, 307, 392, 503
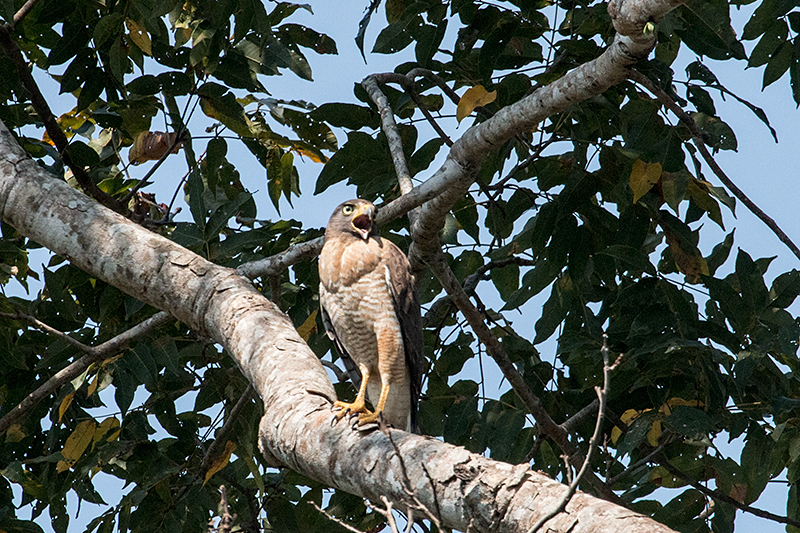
318, 199, 423, 432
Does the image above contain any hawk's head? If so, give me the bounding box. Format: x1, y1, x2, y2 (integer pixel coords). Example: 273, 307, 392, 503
325, 199, 377, 241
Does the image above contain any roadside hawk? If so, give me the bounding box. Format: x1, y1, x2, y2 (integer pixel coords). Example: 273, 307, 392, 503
318, 199, 423, 432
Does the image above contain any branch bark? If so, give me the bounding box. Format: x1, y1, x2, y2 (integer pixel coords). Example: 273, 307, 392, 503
0, 1, 691, 530
0, 119, 675, 533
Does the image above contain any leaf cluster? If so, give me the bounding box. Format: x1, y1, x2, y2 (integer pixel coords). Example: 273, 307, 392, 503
3, 0, 800, 532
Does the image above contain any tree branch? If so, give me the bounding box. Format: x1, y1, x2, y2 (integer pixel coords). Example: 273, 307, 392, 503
657, 454, 800, 528
629, 70, 800, 263
0, 311, 173, 434
529, 337, 619, 533
0, 26, 129, 215
0, 96, 678, 533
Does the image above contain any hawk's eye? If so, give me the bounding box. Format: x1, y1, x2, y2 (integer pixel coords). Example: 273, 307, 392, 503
342, 205, 354, 215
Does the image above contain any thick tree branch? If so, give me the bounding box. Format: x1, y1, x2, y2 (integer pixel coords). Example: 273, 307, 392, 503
0, 311, 172, 434
406, 0, 683, 269
0, 114, 676, 533
630, 70, 800, 262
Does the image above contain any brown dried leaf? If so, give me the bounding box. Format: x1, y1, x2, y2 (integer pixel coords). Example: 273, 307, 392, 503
129, 131, 181, 165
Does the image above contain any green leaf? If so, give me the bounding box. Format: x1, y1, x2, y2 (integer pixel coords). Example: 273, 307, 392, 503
309, 102, 379, 130
206, 192, 254, 238
126, 75, 160, 96
599, 245, 656, 276
373, 15, 422, 55
748, 19, 788, 68
663, 406, 714, 437
769, 270, 800, 308
187, 168, 207, 230
762, 40, 793, 88
199, 90, 251, 137
652, 489, 706, 529
443, 395, 478, 445
676, 0, 746, 61
156, 72, 192, 96
742, 0, 782, 40
0, 519, 46, 533
706, 230, 734, 276
415, 22, 447, 68
490, 262, 519, 302
48, 21, 92, 66
314, 131, 387, 194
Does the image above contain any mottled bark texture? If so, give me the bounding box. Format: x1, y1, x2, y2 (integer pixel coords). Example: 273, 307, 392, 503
0, 128, 677, 533
0, 1, 687, 530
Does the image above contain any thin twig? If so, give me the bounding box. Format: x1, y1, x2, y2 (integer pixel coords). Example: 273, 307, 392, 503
380, 423, 443, 530
630, 69, 800, 263
236, 237, 323, 280
658, 454, 800, 528
406, 68, 462, 106
424, 256, 535, 325
527, 335, 616, 533
7, 0, 43, 28
320, 359, 349, 383
198, 385, 255, 478
365, 497, 400, 533
216, 485, 234, 533
361, 76, 415, 197
372, 72, 454, 147
0, 26, 127, 215
0, 311, 173, 434
309, 502, 365, 533
606, 443, 665, 487
426, 249, 621, 503
120, 129, 186, 205
560, 399, 599, 435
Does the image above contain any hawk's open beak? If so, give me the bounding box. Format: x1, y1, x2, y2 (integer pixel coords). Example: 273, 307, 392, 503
350, 204, 374, 240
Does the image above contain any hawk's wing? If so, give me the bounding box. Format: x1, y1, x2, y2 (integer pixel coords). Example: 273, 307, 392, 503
320, 297, 363, 391
383, 241, 425, 433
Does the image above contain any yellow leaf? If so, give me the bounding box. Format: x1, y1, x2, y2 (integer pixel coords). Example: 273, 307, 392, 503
296, 309, 318, 341
125, 18, 152, 56
664, 397, 703, 413
629, 160, 662, 204
58, 391, 75, 422
647, 418, 662, 447
87, 372, 99, 397
93, 417, 121, 444
204, 441, 236, 486
456, 85, 497, 123
293, 146, 326, 163
612, 408, 644, 444
57, 420, 96, 473
687, 178, 724, 229
5, 424, 26, 443
610, 426, 623, 444
620, 408, 642, 425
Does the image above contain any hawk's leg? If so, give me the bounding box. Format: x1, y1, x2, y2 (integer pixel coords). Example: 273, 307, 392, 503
354, 380, 391, 427
332, 365, 373, 422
